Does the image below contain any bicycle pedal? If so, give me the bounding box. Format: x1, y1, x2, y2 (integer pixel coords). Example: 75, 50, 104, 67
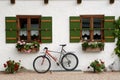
56, 63, 59, 66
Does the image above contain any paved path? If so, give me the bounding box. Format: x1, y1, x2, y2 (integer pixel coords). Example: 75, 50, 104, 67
0, 71, 120, 80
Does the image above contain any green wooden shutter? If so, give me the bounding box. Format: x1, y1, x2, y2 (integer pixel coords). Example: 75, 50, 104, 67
70, 16, 80, 42
41, 17, 52, 43
6, 17, 17, 43
104, 16, 115, 42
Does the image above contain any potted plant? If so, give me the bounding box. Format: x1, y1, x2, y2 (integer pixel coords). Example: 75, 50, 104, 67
82, 41, 104, 52
3, 60, 21, 73
88, 59, 105, 73
114, 18, 120, 58
16, 40, 40, 53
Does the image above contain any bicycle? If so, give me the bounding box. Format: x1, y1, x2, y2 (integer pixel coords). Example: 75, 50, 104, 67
33, 44, 79, 73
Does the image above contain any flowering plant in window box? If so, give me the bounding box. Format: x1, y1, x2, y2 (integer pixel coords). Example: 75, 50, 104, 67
3, 60, 21, 73
82, 41, 104, 52
16, 40, 40, 53
88, 59, 105, 73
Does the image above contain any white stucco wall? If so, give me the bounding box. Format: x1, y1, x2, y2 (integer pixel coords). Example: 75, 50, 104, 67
0, 0, 120, 71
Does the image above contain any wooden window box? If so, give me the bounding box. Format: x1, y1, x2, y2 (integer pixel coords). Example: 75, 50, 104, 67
17, 48, 39, 53
16, 40, 40, 53
82, 47, 104, 52
82, 42, 104, 52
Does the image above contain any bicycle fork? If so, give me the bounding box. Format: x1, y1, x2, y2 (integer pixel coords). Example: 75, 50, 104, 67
41, 56, 45, 65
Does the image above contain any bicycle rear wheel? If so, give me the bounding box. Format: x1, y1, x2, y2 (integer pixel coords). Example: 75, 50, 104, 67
33, 56, 51, 73
61, 53, 78, 71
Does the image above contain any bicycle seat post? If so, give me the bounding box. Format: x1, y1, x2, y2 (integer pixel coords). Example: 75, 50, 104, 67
60, 44, 66, 50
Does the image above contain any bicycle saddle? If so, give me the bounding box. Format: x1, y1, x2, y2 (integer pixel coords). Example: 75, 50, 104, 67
59, 44, 66, 47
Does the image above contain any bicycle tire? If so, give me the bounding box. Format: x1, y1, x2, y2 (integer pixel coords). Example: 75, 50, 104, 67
33, 56, 51, 73
61, 53, 78, 71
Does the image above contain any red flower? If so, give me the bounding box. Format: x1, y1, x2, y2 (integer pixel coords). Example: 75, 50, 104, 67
3, 64, 7, 68
7, 61, 10, 65
101, 61, 104, 64
15, 63, 19, 68
96, 63, 101, 67
14, 63, 19, 71
100, 59, 104, 64
3, 60, 21, 73
14, 67, 18, 71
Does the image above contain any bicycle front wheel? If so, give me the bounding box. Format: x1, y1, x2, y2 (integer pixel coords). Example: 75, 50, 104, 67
33, 56, 51, 73
61, 53, 78, 71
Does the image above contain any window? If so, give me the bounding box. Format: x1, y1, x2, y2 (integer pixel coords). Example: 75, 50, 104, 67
17, 15, 41, 42
6, 15, 52, 43
80, 15, 104, 42
70, 15, 115, 43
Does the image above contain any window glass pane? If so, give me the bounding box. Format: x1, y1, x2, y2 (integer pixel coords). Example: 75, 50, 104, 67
31, 18, 39, 40
94, 30, 101, 40
82, 30, 90, 40
19, 18, 27, 40
93, 18, 102, 28
82, 18, 90, 28
93, 18, 103, 40
82, 18, 90, 41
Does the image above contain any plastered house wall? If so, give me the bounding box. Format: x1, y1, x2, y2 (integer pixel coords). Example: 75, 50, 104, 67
0, 0, 120, 71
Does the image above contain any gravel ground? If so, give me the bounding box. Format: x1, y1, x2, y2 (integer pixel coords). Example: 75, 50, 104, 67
0, 71, 120, 80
